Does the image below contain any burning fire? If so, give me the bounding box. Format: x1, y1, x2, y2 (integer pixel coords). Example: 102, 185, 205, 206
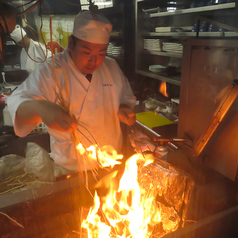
77, 144, 162, 238
159, 81, 169, 98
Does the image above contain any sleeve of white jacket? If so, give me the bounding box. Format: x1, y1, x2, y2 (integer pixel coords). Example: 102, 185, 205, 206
8, 62, 56, 137
36, 42, 52, 61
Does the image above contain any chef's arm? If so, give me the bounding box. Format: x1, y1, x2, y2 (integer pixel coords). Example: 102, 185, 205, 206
118, 104, 136, 126
16, 100, 77, 132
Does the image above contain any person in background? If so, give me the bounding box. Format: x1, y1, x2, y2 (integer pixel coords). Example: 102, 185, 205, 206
8, 11, 136, 173
10, 25, 52, 73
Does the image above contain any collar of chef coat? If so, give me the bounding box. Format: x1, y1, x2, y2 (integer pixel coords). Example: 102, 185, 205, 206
63, 47, 119, 116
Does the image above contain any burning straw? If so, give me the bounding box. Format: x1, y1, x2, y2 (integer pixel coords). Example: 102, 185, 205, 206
79, 152, 194, 238
0, 211, 24, 228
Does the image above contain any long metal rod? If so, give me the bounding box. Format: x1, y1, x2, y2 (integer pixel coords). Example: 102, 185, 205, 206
191, 81, 238, 160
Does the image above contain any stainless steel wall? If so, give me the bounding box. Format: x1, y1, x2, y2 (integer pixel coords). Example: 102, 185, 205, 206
178, 39, 238, 181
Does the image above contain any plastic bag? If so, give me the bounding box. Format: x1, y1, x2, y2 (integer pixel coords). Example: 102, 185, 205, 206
25, 142, 55, 182
0, 154, 25, 180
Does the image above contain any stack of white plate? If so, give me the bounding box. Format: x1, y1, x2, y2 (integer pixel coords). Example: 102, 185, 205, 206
149, 65, 166, 73
163, 42, 183, 54
112, 45, 123, 57
107, 42, 113, 56
144, 39, 161, 51
107, 43, 123, 57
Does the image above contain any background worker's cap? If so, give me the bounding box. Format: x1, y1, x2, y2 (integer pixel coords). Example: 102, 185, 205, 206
73, 11, 112, 44
10, 25, 26, 43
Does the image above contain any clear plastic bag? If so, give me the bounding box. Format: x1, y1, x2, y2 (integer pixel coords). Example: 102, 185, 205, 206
25, 142, 55, 182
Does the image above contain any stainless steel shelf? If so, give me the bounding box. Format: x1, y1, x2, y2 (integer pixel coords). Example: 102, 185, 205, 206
143, 31, 238, 38
110, 34, 123, 38
144, 50, 183, 58
149, 2, 236, 17
108, 55, 124, 60
136, 69, 181, 86
224, 32, 238, 37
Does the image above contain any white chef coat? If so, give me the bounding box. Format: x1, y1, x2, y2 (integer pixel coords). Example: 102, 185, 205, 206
8, 48, 136, 171
20, 39, 52, 73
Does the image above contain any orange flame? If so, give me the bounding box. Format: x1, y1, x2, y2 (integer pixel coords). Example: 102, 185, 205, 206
76, 143, 122, 169
78, 143, 161, 238
159, 81, 169, 97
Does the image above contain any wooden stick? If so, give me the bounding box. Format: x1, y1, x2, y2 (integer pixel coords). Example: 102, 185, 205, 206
0, 211, 24, 228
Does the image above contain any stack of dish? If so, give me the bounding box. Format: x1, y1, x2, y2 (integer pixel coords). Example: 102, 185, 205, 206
149, 65, 166, 73
163, 42, 183, 54
112, 45, 123, 57
144, 39, 161, 51
107, 42, 113, 56
107, 43, 123, 57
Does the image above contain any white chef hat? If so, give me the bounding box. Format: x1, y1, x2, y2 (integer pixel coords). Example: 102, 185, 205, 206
10, 25, 26, 43
73, 11, 112, 44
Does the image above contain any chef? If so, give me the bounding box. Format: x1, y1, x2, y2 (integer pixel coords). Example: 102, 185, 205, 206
8, 10, 136, 172
10, 24, 52, 73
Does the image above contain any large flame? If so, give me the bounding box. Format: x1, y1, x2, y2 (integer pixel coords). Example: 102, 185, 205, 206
78, 144, 161, 238
159, 81, 169, 98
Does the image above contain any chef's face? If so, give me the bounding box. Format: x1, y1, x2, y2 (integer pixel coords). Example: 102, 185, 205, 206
69, 36, 108, 74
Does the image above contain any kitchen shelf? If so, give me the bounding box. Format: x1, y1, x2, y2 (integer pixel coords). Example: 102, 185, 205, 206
135, 0, 238, 90
136, 69, 181, 86
149, 2, 236, 17
143, 31, 238, 38
99, 2, 134, 81
143, 50, 183, 58
108, 55, 124, 61
110, 35, 123, 39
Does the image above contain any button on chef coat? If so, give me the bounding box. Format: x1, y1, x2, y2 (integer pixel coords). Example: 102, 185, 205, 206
8, 47, 136, 171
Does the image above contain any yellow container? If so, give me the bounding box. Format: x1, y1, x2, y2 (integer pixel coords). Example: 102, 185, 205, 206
36, 17, 60, 45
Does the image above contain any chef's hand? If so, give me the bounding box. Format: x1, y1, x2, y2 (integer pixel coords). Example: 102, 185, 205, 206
38, 101, 78, 132
118, 104, 136, 126
16, 100, 77, 132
